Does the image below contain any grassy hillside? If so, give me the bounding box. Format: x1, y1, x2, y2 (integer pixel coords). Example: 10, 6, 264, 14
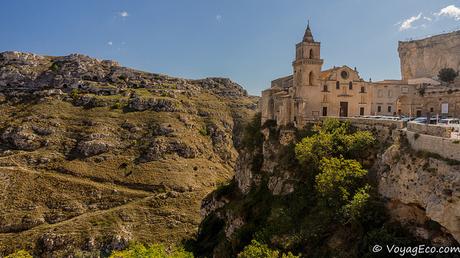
0, 51, 258, 256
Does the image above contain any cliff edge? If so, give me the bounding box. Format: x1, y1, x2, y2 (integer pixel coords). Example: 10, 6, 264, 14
398, 30, 460, 80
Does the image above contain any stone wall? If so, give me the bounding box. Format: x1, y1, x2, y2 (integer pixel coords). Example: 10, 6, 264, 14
407, 122, 452, 138
398, 30, 460, 80
406, 130, 460, 161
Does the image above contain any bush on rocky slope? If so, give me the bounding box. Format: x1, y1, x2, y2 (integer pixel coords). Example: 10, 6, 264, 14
4, 250, 33, 258
110, 243, 193, 258
194, 118, 428, 257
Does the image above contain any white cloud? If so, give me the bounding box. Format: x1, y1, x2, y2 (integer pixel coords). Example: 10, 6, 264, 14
423, 16, 432, 21
107, 41, 113, 46
119, 11, 129, 18
216, 14, 222, 23
399, 13, 422, 31
435, 5, 460, 20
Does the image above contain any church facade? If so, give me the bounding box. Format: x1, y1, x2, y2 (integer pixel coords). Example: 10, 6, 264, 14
261, 23, 459, 127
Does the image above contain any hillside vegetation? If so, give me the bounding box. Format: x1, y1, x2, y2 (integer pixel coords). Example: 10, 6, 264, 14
194, 118, 448, 257
0, 51, 258, 256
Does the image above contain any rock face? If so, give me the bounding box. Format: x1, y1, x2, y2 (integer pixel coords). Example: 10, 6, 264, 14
0, 51, 258, 257
196, 123, 459, 257
1, 126, 43, 151
398, 30, 460, 80
377, 134, 460, 243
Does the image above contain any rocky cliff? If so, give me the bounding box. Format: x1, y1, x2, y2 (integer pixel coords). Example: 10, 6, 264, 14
0, 51, 258, 256
398, 30, 460, 80
195, 120, 459, 257
378, 133, 460, 245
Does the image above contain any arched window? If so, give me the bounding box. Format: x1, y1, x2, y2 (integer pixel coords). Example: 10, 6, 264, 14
349, 81, 353, 90
309, 72, 313, 85
360, 86, 365, 93
336, 81, 340, 89
309, 49, 314, 59
323, 85, 328, 92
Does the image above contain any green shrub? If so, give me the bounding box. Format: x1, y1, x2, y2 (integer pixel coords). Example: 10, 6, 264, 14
198, 126, 209, 136
438, 68, 458, 83
111, 102, 123, 109
70, 88, 79, 99
238, 240, 299, 258
49, 62, 60, 72
110, 243, 193, 258
118, 75, 128, 81
5, 250, 32, 258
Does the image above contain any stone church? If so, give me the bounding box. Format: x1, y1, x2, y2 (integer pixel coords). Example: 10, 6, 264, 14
261, 23, 460, 127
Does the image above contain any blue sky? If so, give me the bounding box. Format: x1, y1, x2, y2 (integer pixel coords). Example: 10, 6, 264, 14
1, 1, 459, 95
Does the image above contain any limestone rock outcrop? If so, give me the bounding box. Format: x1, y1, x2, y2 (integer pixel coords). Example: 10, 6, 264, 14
378, 140, 460, 243
399, 30, 460, 80
0, 51, 259, 257
1, 126, 43, 151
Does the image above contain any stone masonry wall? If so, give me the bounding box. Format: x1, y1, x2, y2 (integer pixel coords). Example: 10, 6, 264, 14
407, 122, 452, 138
406, 130, 460, 161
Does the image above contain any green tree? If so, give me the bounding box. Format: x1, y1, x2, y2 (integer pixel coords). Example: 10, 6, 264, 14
5, 250, 33, 258
295, 118, 374, 164
438, 68, 458, 83
316, 157, 368, 213
110, 243, 193, 258
342, 184, 371, 222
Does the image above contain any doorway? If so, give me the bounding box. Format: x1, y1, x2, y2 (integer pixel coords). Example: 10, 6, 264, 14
340, 102, 348, 117
322, 107, 328, 116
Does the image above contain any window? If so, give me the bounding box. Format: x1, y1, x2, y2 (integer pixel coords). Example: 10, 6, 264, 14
309, 72, 313, 85
360, 107, 365, 116
309, 49, 314, 59
349, 82, 353, 90
360, 86, 365, 93
430, 107, 434, 112
388, 90, 392, 97
388, 106, 392, 113
336, 81, 340, 89
322, 107, 328, 116
377, 106, 382, 112
323, 85, 328, 92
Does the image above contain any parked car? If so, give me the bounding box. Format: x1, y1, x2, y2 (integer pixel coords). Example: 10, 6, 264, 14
438, 118, 460, 131
412, 117, 428, 124
412, 116, 443, 125
378, 116, 400, 121
399, 116, 415, 122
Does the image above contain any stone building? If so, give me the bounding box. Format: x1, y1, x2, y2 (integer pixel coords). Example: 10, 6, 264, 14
261, 23, 460, 126
261, 23, 373, 127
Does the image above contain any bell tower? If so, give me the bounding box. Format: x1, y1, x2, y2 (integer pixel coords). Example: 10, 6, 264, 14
293, 21, 323, 87
291, 21, 324, 125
